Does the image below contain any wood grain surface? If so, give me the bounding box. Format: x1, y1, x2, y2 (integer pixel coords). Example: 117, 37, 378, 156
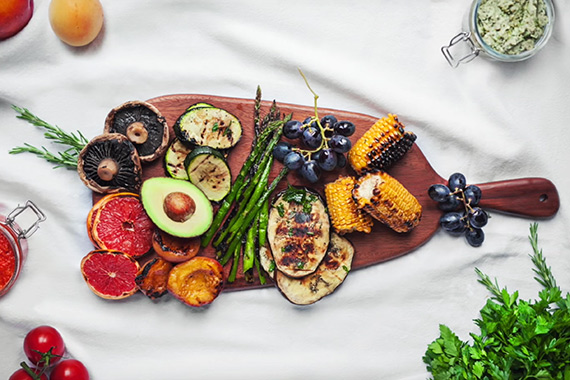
94, 94, 560, 291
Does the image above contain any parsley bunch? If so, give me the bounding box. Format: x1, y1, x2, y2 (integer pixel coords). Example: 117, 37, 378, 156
424, 223, 570, 379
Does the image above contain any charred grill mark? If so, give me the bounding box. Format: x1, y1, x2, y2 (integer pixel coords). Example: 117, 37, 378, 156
309, 275, 330, 293
278, 240, 314, 268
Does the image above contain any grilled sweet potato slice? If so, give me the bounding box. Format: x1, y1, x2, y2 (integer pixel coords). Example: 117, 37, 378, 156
136, 257, 173, 300
167, 257, 224, 307
152, 229, 201, 263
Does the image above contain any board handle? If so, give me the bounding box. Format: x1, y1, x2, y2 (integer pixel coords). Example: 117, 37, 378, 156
477, 178, 559, 218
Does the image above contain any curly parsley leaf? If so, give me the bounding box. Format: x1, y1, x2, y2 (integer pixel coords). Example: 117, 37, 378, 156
424, 223, 570, 379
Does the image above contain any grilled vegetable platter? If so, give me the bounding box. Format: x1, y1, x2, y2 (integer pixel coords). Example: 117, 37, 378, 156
9, 88, 561, 306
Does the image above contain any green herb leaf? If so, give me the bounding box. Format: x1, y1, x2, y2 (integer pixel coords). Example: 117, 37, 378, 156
10, 105, 88, 169
424, 223, 570, 379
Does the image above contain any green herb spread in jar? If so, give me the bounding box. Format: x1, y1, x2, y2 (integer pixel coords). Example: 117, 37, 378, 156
477, 0, 549, 55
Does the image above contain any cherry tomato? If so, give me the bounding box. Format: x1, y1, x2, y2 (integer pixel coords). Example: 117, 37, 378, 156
9, 368, 48, 380
50, 359, 90, 380
23, 325, 65, 367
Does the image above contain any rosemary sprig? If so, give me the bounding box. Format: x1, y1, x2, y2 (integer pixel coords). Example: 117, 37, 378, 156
9, 105, 89, 169
528, 222, 557, 290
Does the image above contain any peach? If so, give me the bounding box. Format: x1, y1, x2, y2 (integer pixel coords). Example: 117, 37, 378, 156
48, 0, 104, 47
0, 0, 33, 40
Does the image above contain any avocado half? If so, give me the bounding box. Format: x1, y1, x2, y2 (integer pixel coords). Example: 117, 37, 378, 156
140, 177, 213, 238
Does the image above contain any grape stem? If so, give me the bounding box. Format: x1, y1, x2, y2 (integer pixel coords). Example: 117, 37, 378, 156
296, 68, 332, 159
452, 188, 477, 231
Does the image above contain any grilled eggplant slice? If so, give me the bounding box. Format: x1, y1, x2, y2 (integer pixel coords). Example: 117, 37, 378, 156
275, 233, 354, 305
259, 244, 276, 280
173, 105, 242, 149
267, 186, 330, 278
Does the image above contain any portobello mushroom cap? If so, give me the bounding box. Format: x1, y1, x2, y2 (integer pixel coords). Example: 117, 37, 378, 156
104, 100, 169, 162
77, 133, 142, 194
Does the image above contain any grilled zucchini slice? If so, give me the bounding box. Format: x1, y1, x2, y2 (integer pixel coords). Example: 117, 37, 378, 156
184, 146, 231, 202
174, 106, 242, 149
164, 138, 193, 180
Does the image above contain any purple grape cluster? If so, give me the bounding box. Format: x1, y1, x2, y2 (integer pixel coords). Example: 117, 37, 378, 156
428, 172, 488, 247
273, 115, 354, 183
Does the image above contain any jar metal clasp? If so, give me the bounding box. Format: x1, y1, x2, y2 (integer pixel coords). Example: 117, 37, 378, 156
441, 32, 480, 68
5, 201, 46, 240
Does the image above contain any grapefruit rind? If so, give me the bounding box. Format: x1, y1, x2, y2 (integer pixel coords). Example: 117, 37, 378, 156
90, 193, 154, 258
87, 192, 139, 246
81, 249, 141, 300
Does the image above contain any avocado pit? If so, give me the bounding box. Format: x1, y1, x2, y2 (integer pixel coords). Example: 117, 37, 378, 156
163, 192, 196, 223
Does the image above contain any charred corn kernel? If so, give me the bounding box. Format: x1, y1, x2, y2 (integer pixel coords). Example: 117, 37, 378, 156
353, 171, 421, 233
325, 176, 374, 235
348, 114, 416, 175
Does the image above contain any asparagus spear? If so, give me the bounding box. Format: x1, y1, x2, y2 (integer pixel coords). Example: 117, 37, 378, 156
213, 143, 276, 247
243, 214, 259, 273
218, 154, 273, 254
220, 166, 289, 279
258, 199, 269, 247
200, 118, 285, 247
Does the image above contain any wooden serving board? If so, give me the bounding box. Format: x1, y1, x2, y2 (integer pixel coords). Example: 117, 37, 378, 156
96, 94, 560, 291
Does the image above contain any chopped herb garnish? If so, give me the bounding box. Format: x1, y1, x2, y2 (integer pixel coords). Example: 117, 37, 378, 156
296, 261, 305, 269
268, 260, 275, 272
277, 203, 285, 217
283, 185, 317, 214
212, 122, 219, 132
342, 265, 349, 273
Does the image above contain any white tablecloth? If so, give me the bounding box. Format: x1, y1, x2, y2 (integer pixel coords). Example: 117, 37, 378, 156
1, 1, 569, 379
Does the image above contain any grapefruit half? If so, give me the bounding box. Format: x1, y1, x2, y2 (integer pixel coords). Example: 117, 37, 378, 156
90, 193, 154, 258
81, 249, 140, 299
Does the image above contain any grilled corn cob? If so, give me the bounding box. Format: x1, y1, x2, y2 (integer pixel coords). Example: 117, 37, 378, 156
325, 176, 374, 235
353, 171, 421, 233
348, 114, 416, 175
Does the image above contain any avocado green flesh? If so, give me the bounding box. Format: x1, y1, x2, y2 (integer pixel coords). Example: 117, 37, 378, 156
140, 177, 213, 238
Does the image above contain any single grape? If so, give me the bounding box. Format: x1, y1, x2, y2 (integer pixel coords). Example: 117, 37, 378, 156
465, 228, 485, 247
303, 117, 317, 129
428, 184, 451, 203
334, 121, 356, 137
449, 218, 468, 235
448, 172, 467, 192
440, 212, 463, 232
439, 194, 461, 211
320, 115, 337, 129
468, 207, 488, 228
317, 148, 338, 171
330, 134, 351, 153
336, 152, 347, 168
302, 126, 322, 149
283, 120, 303, 139
301, 160, 321, 183
464, 185, 482, 206
283, 151, 304, 170
273, 141, 292, 162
